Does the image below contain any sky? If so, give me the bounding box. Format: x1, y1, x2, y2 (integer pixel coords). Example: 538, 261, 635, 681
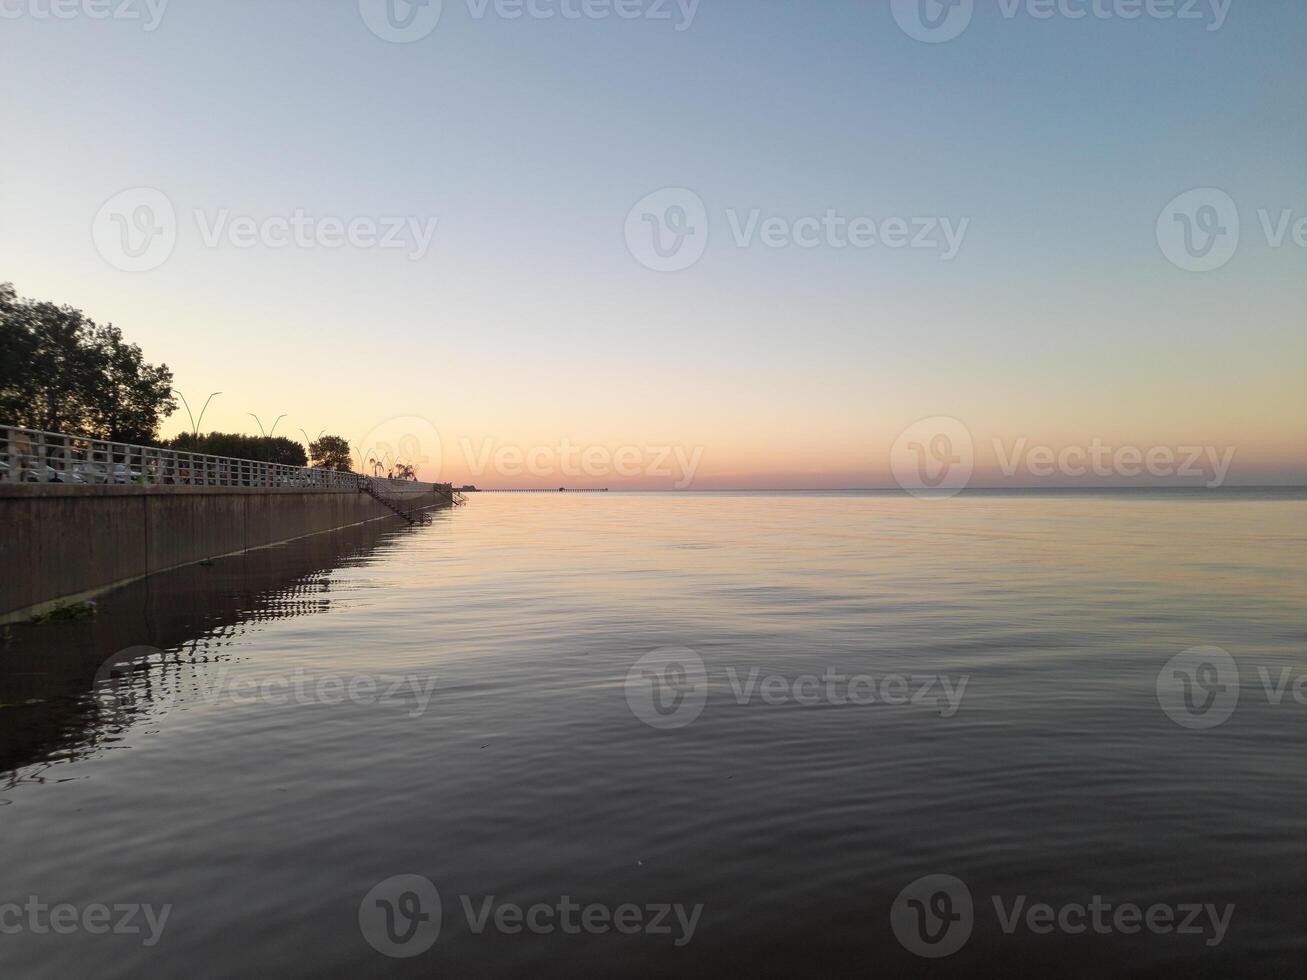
2, 0, 1304, 489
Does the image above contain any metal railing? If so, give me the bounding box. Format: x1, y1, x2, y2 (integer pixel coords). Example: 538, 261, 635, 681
0, 424, 441, 496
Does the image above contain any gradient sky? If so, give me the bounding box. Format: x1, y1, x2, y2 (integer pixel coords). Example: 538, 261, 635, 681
2, 0, 1303, 488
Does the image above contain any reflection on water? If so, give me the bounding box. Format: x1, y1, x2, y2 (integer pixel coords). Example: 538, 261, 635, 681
1, 491, 1305, 979
0, 515, 430, 788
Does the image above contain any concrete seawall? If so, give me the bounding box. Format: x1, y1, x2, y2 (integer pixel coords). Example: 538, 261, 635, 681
0, 484, 453, 623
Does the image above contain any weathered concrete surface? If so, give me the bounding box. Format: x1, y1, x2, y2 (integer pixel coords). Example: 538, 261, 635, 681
0, 484, 452, 622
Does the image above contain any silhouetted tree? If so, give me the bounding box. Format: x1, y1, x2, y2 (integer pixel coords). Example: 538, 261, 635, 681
166, 432, 307, 466
0, 282, 176, 442
309, 435, 353, 471
86, 323, 176, 443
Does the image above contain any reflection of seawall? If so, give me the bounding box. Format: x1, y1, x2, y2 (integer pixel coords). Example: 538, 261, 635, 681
0, 483, 453, 622
0, 513, 443, 785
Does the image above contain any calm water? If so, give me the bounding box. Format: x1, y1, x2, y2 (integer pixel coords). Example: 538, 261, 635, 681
2, 491, 1305, 978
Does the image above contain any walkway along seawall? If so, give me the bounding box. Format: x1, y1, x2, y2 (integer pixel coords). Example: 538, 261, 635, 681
0, 482, 455, 624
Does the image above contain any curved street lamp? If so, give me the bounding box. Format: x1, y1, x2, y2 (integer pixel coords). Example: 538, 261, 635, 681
172, 390, 222, 435
248, 413, 287, 439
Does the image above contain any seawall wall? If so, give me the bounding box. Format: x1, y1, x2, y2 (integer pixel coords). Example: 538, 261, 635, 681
0, 483, 452, 623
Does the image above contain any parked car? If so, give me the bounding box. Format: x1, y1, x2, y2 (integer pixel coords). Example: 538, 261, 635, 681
20, 463, 70, 483
73, 462, 141, 484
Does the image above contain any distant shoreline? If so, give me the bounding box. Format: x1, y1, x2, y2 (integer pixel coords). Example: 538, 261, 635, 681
471, 485, 1307, 495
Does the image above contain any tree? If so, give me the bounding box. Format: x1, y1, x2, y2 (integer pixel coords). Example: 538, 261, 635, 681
166, 433, 307, 467
0, 282, 176, 442
309, 435, 354, 471
394, 463, 416, 481
87, 323, 176, 444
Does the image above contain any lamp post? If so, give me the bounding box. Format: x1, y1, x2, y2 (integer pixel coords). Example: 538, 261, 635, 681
248, 413, 287, 439
172, 390, 222, 435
